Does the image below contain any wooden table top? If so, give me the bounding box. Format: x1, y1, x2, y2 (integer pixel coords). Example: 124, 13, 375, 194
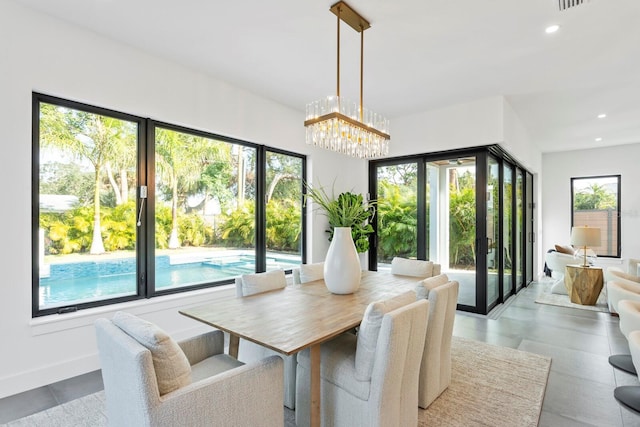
179, 271, 422, 356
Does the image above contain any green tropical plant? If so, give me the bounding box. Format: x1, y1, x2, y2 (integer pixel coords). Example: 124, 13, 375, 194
218, 202, 255, 248
449, 186, 476, 266
376, 181, 417, 261
305, 184, 375, 253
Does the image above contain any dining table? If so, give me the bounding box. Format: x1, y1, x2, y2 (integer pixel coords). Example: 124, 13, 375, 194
179, 270, 423, 427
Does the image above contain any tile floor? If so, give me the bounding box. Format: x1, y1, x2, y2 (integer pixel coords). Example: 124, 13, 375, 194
1, 279, 639, 426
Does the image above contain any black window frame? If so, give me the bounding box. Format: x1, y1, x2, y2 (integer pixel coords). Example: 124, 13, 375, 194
570, 174, 621, 258
32, 92, 306, 317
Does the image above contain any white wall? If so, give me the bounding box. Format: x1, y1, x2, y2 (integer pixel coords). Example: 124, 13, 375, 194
503, 98, 541, 173
0, 0, 364, 398
542, 144, 640, 268
389, 96, 505, 157
387, 96, 543, 275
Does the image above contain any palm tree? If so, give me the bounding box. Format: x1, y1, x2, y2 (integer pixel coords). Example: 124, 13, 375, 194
40, 104, 135, 254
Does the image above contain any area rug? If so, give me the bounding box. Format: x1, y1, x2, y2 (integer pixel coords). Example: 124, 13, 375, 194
1, 337, 550, 427
535, 287, 609, 313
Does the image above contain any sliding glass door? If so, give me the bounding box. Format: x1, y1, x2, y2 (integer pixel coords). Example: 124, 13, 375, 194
428, 157, 477, 307
526, 172, 535, 285
487, 156, 500, 308
375, 163, 419, 267
369, 145, 533, 315
515, 168, 525, 291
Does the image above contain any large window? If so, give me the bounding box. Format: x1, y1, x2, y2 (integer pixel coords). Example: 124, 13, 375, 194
33, 93, 305, 316
571, 175, 620, 257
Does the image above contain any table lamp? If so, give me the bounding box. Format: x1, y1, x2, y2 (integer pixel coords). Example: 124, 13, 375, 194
570, 226, 601, 267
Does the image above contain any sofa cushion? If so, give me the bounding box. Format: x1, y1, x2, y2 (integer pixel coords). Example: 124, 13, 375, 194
355, 291, 416, 381
554, 244, 575, 255
299, 262, 324, 284
415, 274, 450, 300
391, 257, 434, 278
112, 311, 192, 395
241, 269, 287, 296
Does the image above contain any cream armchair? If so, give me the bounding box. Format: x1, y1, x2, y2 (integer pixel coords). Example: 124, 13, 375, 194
95, 312, 284, 427
609, 299, 640, 375
608, 267, 640, 286
292, 262, 324, 285
415, 274, 459, 408
606, 267, 640, 313
234, 270, 297, 409
295, 294, 429, 427
390, 256, 441, 278
607, 280, 640, 314
544, 251, 577, 294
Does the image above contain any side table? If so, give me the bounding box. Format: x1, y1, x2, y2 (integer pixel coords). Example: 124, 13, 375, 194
564, 264, 604, 305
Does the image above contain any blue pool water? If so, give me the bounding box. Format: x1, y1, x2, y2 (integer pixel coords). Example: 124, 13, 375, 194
39, 253, 299, 309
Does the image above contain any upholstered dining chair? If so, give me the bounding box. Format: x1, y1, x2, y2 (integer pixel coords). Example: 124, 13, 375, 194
292, 261, 324, 285
414, 273, 459, 408
234, 269, 297, 409
295, 292, 428, 427
609, 299, 640, 375
390, 256, 441, 278
95, 311, 284, 427
614, 330, 640, 413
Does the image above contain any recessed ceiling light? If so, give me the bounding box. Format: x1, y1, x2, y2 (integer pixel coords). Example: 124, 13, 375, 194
595, 137, 603, 142
597, 113, 607, 119
545, 25, 560, 34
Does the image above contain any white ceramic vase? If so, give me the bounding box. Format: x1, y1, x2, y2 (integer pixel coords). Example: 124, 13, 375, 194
323, 227, 362, 294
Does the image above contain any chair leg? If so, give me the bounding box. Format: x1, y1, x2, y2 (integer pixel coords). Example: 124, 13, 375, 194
609, 354, 637, 375
615, 386, 640, 413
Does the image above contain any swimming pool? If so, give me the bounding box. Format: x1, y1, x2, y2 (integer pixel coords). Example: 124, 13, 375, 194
39, 253, 300, 309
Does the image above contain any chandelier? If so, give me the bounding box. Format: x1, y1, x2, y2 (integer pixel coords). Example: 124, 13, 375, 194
304, 1, 390, 159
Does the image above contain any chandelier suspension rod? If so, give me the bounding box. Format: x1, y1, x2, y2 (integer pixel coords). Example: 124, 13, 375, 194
336, 7, 341, 100
360, 28, 364, 123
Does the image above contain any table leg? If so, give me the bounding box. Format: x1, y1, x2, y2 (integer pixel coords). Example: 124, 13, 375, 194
229, 333, 239, 359
310, 344, 321, 427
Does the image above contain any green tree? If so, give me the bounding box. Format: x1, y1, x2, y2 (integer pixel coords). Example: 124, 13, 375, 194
40, 104, 136, 254
574, 183, 616, 210
155, 129, 222, 249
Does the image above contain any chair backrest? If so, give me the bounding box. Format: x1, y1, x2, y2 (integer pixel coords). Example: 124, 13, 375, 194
95, 318, 160, 426
390, 256, 440, 278
618, 300, 640, 339
292, 262, 324, 285
607, 279, 640, 313
235, 269, 287, 297
609, 267, 640, 284
544, 251, 575, 273
368, 298, 429, 427
415, 274, 459, 409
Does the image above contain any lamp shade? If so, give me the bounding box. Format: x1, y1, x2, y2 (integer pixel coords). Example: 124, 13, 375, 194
570, 226, 601, 248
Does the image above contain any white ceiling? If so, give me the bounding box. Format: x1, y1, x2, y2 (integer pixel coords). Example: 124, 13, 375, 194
14, 0, 640, 153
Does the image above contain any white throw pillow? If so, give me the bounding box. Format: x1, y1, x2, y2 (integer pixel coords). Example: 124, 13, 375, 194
415, 274, 450, 300
299, 262, 324, 284
241, 269, 287, 296
112, 311, 191, 395
390, 257, 434, 278
355, 291, 416, 381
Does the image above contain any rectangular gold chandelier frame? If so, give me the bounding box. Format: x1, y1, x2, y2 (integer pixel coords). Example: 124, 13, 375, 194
304, 1, 390, 158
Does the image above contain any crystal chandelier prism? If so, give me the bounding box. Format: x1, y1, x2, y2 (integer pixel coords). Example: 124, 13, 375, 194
304, 1, 390, 159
